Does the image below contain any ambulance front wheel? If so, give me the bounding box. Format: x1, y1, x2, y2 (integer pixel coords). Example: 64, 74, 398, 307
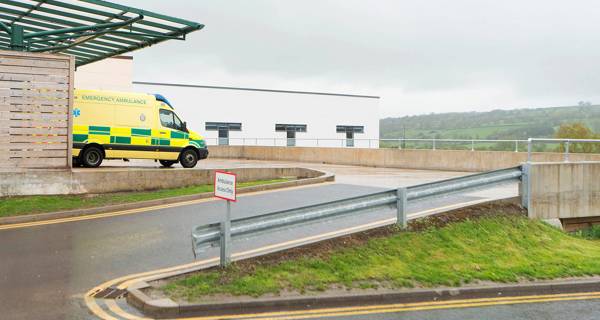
81, 146, 104, 168
179, 149, 198, 168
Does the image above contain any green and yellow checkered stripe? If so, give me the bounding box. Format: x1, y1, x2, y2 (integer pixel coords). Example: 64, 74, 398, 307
73, 125, 204, 149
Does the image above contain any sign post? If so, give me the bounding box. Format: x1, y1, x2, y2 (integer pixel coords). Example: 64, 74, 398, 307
214, 171, 237, 267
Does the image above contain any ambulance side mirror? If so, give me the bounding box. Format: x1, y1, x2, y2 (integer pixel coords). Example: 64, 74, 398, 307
183, 121, 188, 132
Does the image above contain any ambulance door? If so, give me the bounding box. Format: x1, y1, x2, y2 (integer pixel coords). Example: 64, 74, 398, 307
158, 108, 185, 160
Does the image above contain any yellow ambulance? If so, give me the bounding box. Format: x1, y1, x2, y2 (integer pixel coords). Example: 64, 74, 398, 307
72, 89, 208, 168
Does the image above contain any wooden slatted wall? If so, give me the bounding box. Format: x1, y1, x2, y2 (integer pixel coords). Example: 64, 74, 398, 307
0, 50, 74, 170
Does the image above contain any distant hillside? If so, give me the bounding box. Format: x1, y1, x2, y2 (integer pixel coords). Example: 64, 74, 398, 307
380, 105, 600, 139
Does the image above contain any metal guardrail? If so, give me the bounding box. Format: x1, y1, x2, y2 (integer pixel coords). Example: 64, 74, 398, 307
527, 138, 600, 162
192, 166, 523, 265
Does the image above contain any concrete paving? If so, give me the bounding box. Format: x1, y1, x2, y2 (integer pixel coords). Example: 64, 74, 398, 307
0, 159, 518, 320
98, 157, 473, 187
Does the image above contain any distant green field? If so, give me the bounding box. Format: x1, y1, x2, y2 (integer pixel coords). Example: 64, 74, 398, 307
385, 124, 529, 140
380, 105, 600, 140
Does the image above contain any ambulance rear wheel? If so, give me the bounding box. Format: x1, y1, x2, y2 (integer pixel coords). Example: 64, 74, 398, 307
159, 160, 177, 167
81, 146, 104, 168
179, 149, 198, 168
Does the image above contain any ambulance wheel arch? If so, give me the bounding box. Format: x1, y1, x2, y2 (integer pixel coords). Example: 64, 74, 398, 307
179, 146, 200, 168
80, 144, 105, 168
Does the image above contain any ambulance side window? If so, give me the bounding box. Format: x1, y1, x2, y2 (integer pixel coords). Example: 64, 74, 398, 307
159, 109, 175, 129
160, 109, 185, 131
173, 113, 183, 131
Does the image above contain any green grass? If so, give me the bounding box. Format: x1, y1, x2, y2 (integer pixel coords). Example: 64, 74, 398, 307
572, 225, 600, 240
163, 216, 600, 301
0, 178, 291, 218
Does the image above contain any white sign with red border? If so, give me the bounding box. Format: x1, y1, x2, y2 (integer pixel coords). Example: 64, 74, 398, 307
214, 171, 237, 201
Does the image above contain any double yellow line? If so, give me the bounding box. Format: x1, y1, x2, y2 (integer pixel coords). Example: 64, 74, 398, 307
179, 291, 600, 320
0, 198, 214, 231
0, 183, 515, 319
85, 199, 510, 320
94, 290, 600, 320
0, 182, 335, 231
85, 217, 397, 319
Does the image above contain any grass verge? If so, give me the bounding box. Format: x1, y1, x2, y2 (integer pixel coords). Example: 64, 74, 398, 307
162, 205, 600, 302
0, 178, 291, 218
572, 225, 600, 240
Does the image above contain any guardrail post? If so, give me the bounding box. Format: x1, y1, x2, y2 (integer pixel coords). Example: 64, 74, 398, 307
396, 187, 408, 228
527, 139, 533, 162
520, 163, 531, 216
514, 140, 518, 152
220, 201, 232, 267
432, 138, 436, 150
564, 141, 570, 162
471, 140, 475, 151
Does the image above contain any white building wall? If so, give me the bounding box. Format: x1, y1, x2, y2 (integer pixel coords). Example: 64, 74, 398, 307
132, 83, 380, 148
75, 56, 133, 92
74, 58, 380, 148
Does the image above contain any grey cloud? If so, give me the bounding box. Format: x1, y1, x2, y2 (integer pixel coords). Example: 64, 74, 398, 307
123, 0, 600, 115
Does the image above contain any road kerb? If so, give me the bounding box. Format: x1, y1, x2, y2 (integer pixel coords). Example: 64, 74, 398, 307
125, 278, 600, 319
0, 170, 334, 226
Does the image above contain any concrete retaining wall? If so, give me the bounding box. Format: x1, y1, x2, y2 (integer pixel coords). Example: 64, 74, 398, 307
209, 146, 600, 172
527, 162, 600, 220
0, 167, 327, 196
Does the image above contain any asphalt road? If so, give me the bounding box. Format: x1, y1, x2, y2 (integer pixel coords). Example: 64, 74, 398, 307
0, 161, 518, 320
0, 183, 366, 319
317, 298, 600, 320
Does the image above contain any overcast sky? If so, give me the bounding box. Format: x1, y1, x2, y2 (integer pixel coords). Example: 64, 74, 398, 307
123, 0, 600, 117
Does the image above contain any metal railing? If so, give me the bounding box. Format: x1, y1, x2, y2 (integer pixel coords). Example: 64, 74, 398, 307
205, 136, 600, 157
380, 138, 526, 152
204, 137, 529, 151
192, 166, 523, 266
527, 138, 600, 162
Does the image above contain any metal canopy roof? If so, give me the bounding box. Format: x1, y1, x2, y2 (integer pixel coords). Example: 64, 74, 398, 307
0, 0, 203, 66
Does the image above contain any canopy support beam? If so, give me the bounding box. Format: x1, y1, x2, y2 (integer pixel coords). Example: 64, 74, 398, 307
28, 15, 143, 54
0, 0, 203, 66
0, 22, 26, 51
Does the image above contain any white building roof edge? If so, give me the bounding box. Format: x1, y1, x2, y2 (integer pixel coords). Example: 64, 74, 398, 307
133, 81, 380, 99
